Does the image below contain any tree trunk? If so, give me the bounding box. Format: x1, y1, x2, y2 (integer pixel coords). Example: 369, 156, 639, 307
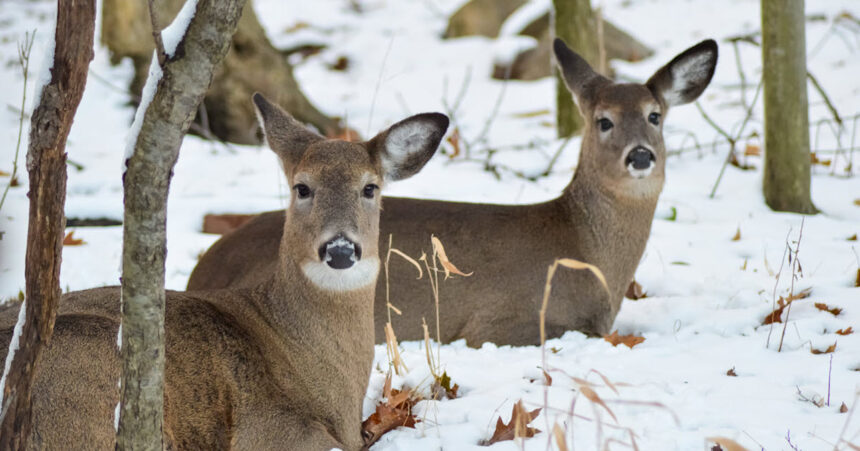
761, 0, 817, 213
553, 0, 602, 137
102, 0, 343, 145
0, 1, 95, 448
117, 0, 246, 448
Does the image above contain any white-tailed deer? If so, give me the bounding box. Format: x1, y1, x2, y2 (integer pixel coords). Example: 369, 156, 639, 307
188, 39, 718, 346
0, 94, 448, 449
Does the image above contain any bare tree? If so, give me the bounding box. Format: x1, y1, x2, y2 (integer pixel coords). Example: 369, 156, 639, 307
553, 0, 604, 137
0, 1, 95, 448
117, 0, 246, 448
761, 0, 817, 213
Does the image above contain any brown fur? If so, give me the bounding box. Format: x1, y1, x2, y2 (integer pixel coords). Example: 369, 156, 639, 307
0, 94, 447, 450
188, 40, 718, 346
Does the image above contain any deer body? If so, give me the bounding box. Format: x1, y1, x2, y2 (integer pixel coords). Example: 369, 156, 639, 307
0, 94, 447, 450
189, 39, 718, 346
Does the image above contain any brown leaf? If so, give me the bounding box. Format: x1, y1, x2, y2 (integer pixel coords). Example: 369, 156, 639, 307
743, 143, 761, 156
762, 288, 812, 325
0, 170, 9, 176
482, 400, 541, 445
556, 258, 609, 293
810, 152, 832, 166
361, 373, 421, 448
726, 367, 737, 377
10, 177, 19, 187
328, 55, 350, 71
543, 370, 552, 386
446, 127, 461, 159
856, 268, 860, 288
430, 371, 459, 400
625, 280, 646, 300
603, 330, 645, 349
552, 423, 569, 451
854, 199, 860, 206
836, 327, 854, 335
62, 231, 85, 246
840, 402, 849, 413
814, 302, 842, 316
731, 227, 741, 241
848, 234, 858, 241
202, 213, 255, 235
811, 342, 837, 355
707, 437, 751, 451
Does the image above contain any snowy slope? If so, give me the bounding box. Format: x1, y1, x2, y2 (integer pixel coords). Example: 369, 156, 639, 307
0, 0, 858, 449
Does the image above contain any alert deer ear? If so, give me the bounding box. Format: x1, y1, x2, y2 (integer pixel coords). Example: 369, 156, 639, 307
646, 39, 718, 108
253, 93, 324, 170
368, 113, 449, 181
553, 38, 610, 108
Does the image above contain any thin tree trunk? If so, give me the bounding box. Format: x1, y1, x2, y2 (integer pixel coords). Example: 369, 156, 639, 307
117, 0, 246, 448
761, 0, 817, 213
553, 0, 602, 137
0, 1, 95, 448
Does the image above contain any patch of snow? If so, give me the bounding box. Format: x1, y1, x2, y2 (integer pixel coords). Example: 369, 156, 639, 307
499, 0, 550, 37
0, 301, 27, 408
491, 35, 538, 67
123, 56, 162, 170
162, 0, 199, 57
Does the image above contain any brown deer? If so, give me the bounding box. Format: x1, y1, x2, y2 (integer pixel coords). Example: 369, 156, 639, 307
188, 39, 718, 346
0, 94, 448, 450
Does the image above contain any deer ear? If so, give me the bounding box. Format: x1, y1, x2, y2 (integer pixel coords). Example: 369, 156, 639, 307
553, 38, 610, 107
368, 113, 449, 181
647, 39, 718, 107
253, 93, 323, 170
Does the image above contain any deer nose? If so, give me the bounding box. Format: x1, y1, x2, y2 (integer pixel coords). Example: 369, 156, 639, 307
318, 235, 362, 270
625, 146, 655, 170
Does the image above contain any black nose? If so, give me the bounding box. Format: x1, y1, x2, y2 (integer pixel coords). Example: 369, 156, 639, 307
625, 147, 655, 170
318, 235, 362, 270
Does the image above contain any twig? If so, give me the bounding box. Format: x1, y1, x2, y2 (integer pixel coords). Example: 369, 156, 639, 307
807, 71, 843, 128
148, 0, 167, 66
541, 135, 574, 177
366, 37, 394, 137
779, 218, 805, 353
766, 229, 791, 349
707, 78, 763, 198
0, 31, 36, 213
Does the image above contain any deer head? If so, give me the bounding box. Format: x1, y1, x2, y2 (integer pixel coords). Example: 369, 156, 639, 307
253, 93, 449, 292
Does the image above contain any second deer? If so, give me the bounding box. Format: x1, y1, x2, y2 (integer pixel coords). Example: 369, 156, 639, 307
188, 39, 718, 346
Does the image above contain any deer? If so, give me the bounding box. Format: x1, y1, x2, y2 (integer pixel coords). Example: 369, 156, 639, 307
0, 94, 448, 450
188, 38, 718, 347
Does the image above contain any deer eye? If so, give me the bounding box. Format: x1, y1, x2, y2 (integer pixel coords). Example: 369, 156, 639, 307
648, 112, 661, 126
362, 184, 378, 199
597, 118, 614, 132
294, 183, 311, 199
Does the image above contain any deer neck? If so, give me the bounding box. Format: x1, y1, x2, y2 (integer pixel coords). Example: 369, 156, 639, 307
561, 162, 662, 313
247, 235, 376, 449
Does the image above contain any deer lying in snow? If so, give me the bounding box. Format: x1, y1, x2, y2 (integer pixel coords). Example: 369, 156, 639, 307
188, 39, 718, 346
0, 94, 448, 450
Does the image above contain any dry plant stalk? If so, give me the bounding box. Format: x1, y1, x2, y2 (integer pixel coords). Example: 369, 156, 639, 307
382, 234, 422, 375
778, 218, 805, 352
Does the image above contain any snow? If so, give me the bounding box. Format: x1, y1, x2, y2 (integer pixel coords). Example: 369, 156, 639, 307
0, 301, 26, 408
162, 0, 198, 57
0, 0, 859, 449
123, 57, 162, 167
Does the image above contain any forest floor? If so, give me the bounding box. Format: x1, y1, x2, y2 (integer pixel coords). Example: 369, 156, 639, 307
0, 0, 858, 449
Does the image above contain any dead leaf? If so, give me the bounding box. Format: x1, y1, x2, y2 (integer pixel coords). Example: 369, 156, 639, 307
840, 402, 849, 413
10, 177, 19, 187
625, 280, 646, 300
543, 370, 552, 386
854, 199, 860, 207
284, 21, 310, 33
552, 423, 569, 451
446, 127, 461, 159
707, 437, 751, 451
430, 371, 459, 400
743, 143, 761, 156
361, 373, 421, 448
0, 170, 9, 176
811, 342, 837, 355
762, 288, 812, 325
328, 56, 350, 71
814, 302, 842, 316
855, 268, 860, 288
481, 400, 541, 445
431, 235, 472, 278
848, 234, 858, 241
202, 213, 255, 235
603, 330, 645, 349
836, 327, 853, 335
726, 367, 737, 377
731, 227, 741, 241
62, 231, 85, 246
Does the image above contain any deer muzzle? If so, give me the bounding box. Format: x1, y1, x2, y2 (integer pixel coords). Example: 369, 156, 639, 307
319, 234, 362, 269
625, 146, 656, 178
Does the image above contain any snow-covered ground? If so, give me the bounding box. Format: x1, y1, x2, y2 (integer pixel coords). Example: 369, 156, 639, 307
1, 0, 858, 449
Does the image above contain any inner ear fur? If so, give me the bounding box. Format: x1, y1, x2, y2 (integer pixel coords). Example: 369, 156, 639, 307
367, 112, 449, 181
646, 39, 718, 107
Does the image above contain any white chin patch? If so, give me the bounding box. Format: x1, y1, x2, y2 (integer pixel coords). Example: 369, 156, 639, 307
627, 162, 654, 179
302, 257, 380, 292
